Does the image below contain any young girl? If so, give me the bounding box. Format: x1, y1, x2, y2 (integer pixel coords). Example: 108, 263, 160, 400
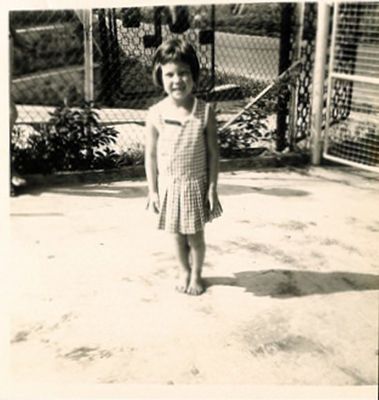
145, 38, 222, 296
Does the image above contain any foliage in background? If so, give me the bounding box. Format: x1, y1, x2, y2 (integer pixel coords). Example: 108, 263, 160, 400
10, 10, 77, 28
11, 4, 281, 107
11, 103, 120, 174
12, 21, 84, 78
215, 3, 281, 37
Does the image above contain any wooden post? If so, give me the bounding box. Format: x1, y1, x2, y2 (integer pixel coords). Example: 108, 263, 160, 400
310, 2, 330, 165
82, 9, 94, 103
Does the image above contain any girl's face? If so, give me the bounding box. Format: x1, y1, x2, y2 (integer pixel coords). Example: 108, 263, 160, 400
160, 61, 194, 102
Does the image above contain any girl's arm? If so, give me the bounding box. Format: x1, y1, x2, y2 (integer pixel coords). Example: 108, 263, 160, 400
205, 105, 220, 210
145, 110, 160, 213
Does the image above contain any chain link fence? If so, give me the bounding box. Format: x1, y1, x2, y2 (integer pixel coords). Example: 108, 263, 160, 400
289, 2, 317, 148
11, 6, 215, 123
93, 6, 215, 118
214, 3, 280, 87
10, 11, 83, 123
10, 4, 316, 176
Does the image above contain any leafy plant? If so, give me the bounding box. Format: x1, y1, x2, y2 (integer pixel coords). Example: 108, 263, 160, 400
11, 102, 120, 174
218, 106, 275, 158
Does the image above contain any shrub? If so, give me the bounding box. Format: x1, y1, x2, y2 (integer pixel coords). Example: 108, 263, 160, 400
11, 103, 120, 174
217, 106, 275, 158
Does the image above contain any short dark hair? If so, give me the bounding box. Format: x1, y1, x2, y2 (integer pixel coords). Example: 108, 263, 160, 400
152, 38, 200, 87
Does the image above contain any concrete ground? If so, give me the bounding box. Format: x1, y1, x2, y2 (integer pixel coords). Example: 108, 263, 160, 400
6, 166, 379, 398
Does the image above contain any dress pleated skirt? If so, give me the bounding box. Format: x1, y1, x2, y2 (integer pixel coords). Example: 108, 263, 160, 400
157, 175, 222, 234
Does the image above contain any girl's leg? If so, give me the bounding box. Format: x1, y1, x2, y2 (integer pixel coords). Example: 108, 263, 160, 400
172, 233, 191, 293
187, 230, 206, 295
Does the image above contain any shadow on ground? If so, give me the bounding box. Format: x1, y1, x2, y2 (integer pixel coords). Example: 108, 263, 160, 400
204, 269, 379, 297
18, 185, 148, 199
219, 185, 310, 197
18, 183, 310, 198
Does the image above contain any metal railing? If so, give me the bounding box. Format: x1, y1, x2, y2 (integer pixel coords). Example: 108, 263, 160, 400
324, 1, 379, 171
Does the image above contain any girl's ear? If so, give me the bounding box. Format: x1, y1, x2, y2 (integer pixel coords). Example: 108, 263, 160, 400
152, 63, 162, 87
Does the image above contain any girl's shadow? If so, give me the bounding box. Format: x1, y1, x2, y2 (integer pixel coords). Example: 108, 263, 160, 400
204, 269, 379, 297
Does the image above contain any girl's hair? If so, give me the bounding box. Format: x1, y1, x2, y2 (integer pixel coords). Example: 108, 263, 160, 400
152, 38, 200, 87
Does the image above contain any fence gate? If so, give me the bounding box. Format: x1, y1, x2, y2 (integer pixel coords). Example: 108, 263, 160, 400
324, 1, 379, 172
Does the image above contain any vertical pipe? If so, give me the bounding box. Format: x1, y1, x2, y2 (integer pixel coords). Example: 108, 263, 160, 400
324, 2, 338, 157
310, 2, 331, 165
98, 9, 109, 103
107, 9, 116, 105
211, 4, 216, 91
289, 1, 305, 150
276, 3, 292, 152
9, 23, 15, 194
82, 9, 94, 166
83, 9, 94, 103
111, 9, 121, 89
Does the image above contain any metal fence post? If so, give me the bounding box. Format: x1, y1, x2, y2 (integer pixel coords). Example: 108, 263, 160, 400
9, 26, 15, 192
310, 2, 331, 165
276, 3, 293, 152
288, 2, 305, 150
82, 9, 94, 103
79, 9, 94, 165
109, 9, 121, 92
211, 5, 215, 91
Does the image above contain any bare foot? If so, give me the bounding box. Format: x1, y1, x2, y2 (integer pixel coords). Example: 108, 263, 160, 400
186, 276, 204, 296
175, 270, 190, 294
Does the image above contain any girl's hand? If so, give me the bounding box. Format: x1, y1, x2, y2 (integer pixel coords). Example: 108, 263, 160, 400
147, 192, 160, 214
207, 188, 219, 214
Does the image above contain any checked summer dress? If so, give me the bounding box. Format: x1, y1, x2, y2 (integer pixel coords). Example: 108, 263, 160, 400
148, 97, 222, 234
